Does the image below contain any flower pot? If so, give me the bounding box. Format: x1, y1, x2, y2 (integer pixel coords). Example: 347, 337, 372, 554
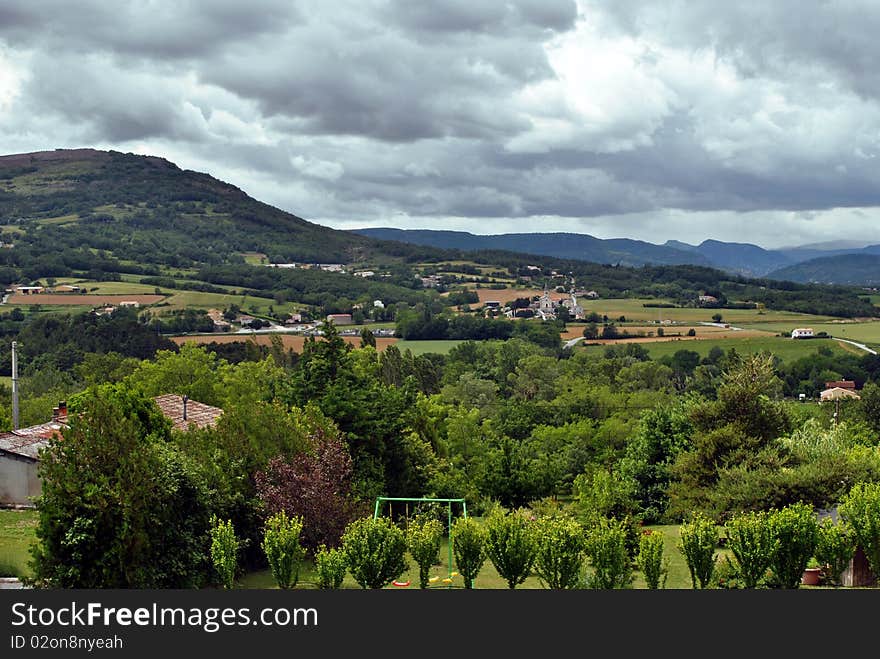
801, 568, 822, 586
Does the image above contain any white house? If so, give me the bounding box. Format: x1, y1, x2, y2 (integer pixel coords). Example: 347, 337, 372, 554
791, 328, 814, 339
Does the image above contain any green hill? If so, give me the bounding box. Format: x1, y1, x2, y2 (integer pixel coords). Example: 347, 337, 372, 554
0, 148, 424, 268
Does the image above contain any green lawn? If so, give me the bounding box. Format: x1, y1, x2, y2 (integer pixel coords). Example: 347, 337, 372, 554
0, 509, 38, 578
581, 336, 858, 362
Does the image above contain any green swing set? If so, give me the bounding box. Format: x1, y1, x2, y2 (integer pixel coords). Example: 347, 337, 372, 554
373, 497, 467, 588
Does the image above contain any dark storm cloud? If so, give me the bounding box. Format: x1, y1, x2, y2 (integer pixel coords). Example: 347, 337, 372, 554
0, 0, 300, 59
384, 0, 577, 35
3, 0, 880, 247
597, 1, 880, 97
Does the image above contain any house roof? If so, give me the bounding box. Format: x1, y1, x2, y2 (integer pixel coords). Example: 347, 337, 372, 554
0, 421, 64, 459
820, 387, 861, 402
152, 394, 224, 431
0, 395, 223, 461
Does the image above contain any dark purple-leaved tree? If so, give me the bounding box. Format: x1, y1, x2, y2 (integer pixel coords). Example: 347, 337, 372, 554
255, 430, 365, 555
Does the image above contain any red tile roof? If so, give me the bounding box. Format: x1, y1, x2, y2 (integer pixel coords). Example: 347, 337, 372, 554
152, 394, 223, 431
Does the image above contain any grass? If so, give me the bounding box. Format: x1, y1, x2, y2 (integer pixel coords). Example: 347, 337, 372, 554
578, 298, 835, 325
737, 320, 880, 346
580, 336, 858, 362
0, 509, 38, 578
155, 290, 298, 316
394, 340, 466, 355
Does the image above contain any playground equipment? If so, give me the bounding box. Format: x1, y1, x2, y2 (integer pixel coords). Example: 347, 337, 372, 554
373, 497, 467, 587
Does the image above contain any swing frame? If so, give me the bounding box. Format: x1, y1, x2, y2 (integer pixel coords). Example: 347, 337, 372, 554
373, 497, 467, 585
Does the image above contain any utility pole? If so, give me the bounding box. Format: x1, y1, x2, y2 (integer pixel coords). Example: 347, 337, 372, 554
11, 340, 19, 430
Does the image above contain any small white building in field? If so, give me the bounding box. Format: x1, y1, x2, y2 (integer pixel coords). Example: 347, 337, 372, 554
791, 328, 814, 339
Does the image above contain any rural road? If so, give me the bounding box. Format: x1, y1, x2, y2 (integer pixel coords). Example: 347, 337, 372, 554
835, 338, 878, 355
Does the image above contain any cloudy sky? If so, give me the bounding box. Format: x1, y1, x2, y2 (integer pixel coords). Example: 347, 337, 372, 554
2, 0, 880, 249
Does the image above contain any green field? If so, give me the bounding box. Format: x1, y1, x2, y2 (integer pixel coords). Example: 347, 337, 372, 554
737, 320, 880, 347
578, 298, 836, 325
394, 340, 465, 355
0, 509, 37, 578
581, 336, 860, 362
158, 290, 297, 315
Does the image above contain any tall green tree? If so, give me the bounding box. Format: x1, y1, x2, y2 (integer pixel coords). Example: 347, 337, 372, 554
29, 384, 211, 588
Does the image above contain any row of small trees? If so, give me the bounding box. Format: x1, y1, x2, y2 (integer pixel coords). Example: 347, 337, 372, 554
207, 508, 665, 590
679, 482, 880, 589
208, 482, 880, 590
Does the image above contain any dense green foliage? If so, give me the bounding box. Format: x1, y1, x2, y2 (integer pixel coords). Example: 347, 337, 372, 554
483, 508, 537, 589
532, 515, 586, 589
838, 481, 880, 578
677, 513, 718, 589
583, 517, 634, 589
29, 385, 212, 588
814, 518, 855, 586
725, 510, 775, 588
314, 545, 348, 589
341, 517, 408, 589
261, 511, 306, 589
405, 515, 444, 589
210, 517, 240, 590
766, 503, 819, 589
636, 530, 668, 589
450, 516, 487, 589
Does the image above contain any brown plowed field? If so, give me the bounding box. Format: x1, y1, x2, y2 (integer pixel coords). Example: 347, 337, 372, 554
170, 334, 399, 352
8, 294, 164, 305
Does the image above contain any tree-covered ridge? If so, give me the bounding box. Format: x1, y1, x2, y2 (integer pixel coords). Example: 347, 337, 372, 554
0, 149, 434, 269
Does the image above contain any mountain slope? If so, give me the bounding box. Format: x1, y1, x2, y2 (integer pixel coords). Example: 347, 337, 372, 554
688, 239, 793, 277
0, 148, 423, 267
352, 228, 711, 268
768, 253, 880, 286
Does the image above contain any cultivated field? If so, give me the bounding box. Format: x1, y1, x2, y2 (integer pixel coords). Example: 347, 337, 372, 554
7, 294, 164, 306
577, 298, 837, 325
561, 324, 775, 341
472, 287, 568, 304
170, 333, 399, 352
737, 320, 880, 346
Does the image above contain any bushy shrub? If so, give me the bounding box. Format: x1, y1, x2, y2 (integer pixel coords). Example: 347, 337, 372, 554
766, 503, 819, 589
314, 544, 348, 589
210, 517, 239, 590
341, 517, 408, 589
451, 516, 487, 589
814, 518, 855, 587
484, 508, 537, 589
261, 511, 305, 589
636, 530, 668, 589
726, 510, 775, 588
533, 515, 586, 589
838, 481, 880, 578
677, 513, 718, 589
583, 517, 633, 589
406, 515, 444, 589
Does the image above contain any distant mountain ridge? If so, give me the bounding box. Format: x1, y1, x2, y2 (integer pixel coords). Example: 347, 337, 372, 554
353, 228, 713, 269
352, 228, 879, 281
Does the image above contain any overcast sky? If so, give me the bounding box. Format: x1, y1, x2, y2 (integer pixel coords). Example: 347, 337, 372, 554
2, 0, 880, 249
